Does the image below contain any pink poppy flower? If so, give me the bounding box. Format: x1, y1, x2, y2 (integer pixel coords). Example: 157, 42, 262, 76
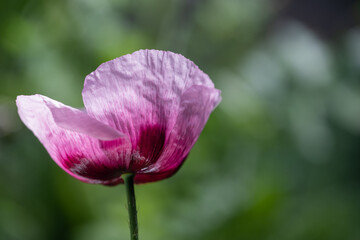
16, 50, 221, 185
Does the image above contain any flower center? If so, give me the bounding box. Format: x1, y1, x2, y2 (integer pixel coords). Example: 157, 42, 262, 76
129, 124, 166, 171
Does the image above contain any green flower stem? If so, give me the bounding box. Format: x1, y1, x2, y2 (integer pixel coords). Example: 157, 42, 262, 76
123, 173, 139, 240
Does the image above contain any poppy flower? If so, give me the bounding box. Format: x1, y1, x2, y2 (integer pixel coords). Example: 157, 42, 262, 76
16, 50, 221, 185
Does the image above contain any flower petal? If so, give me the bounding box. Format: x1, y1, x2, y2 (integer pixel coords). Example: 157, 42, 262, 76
45, 98, 124, 141
16, 94, 131, 185
135, 85, 221, 183
82, 50, 214, 150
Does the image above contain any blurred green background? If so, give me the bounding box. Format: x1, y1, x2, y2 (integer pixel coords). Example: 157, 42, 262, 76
1, 0, 360, 239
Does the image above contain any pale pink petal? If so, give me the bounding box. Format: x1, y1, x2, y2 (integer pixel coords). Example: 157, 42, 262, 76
134, 85, 221, 183
82, 50, 214, 149
16, 94, 131, 184
45, 98, 124, 141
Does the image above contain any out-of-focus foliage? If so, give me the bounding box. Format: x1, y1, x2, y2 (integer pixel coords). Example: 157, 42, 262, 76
1, 0, 360, 239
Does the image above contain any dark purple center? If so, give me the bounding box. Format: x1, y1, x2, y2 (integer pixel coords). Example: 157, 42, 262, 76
129, 124, 166, 171
63, 124, 166, 181
63, 155, 123, 181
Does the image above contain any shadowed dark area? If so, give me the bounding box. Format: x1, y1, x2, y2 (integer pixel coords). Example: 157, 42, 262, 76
276, 0, 359, 38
